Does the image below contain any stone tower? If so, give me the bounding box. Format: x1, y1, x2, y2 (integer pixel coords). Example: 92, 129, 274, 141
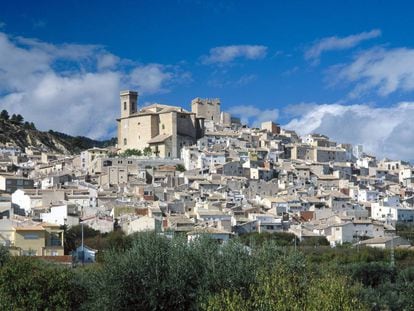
120, 90, 138, 118
191, 97, 221, 123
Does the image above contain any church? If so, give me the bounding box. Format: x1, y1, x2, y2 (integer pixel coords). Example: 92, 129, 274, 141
117, 90, 205, 158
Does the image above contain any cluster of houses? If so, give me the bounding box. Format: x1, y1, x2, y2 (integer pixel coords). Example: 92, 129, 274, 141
0, 90, 413, 262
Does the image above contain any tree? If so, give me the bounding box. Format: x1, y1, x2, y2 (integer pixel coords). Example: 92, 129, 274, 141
0, 257, 79, 310
0, 110, 9, 120
176, 164, 186, 172
203, 252, 368, 311
23, 121, 36, 130
143, 146, 152, 156
84, 233, 255, 310
10, 113, 24, 124
63, 224, 100, 254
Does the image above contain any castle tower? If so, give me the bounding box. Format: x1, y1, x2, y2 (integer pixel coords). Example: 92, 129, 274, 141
191, 97, 221, 123
120, 90, 138, 118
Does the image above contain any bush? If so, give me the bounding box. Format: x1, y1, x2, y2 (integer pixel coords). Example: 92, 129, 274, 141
0, 257, 78, 310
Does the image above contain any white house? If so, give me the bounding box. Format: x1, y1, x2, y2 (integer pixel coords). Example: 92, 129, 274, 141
187, 227, 233, 244
40, 202, 79, 227
371, 196, 414, 223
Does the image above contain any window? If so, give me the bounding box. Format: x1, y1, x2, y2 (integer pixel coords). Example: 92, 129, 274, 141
124, 102, 127, 110
124, 138, 127, 145
24, 233, 39, 240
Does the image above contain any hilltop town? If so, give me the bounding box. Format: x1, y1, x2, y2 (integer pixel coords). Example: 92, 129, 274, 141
0, 90, 413, 260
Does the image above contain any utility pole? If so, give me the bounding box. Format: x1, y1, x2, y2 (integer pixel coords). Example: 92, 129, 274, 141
81, 222, 84, 265
387, 213, 395, 267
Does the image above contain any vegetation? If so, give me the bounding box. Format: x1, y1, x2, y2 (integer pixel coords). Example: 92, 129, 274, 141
0, 257, 80, 310
10, 113, 24, 124
2, 232, 414, 310
176, 163, 186, 172
63, 224, 132, 258
48, 130, 117, 153
121, 148, 142, 157
239, 231, 299, 247
143, 146, 152, 156
0, 109, 9, 120
0, 109, 116, 154
0, 245, 9, 267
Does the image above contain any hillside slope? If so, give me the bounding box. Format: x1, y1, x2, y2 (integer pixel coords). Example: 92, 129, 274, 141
0, 118, 116, 154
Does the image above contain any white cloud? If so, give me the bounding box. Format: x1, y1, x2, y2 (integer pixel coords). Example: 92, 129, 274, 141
97, 53, 120, 70
129, 64, 173, 94
201, 45, 267, 65
0, 32, 187, 139
332, 47, 414, 97
284, 102, 414, 161
305, 29, 381, 63
228, 105, 278, 127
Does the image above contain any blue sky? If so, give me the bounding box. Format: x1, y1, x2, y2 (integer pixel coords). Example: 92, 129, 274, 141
1, 0, 414, 160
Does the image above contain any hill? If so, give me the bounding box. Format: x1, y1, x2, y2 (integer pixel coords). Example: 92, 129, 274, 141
0, 111, 116, 154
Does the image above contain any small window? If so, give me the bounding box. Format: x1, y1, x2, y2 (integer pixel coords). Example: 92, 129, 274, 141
124, 102, 127, 110
123, 138, 127, 146
24, 234, 39, 240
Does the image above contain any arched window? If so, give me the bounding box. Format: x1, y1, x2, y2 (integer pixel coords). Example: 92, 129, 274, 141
123, 138, 127, 145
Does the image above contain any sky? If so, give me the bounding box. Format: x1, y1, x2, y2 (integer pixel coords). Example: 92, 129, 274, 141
1, 0, 414, 161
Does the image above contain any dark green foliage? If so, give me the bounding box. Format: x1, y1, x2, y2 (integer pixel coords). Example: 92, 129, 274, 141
0, 245, 9, 267
0, 109, 9, 120
10, 113, 24, 124
63, 224, 100, 254
239, 231, 298, 247
0, 257, 78, 311
204, 252, 367, 311
346, 262, 396, 287
175, 164, 186, 172
299, 235, 330, 246
63, 224, 133, 258
23, 121, 36, 130
143, 146, 152, 156
121, 148, 142, 157
82, 233, 254, 310
2, 232, 414, 310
